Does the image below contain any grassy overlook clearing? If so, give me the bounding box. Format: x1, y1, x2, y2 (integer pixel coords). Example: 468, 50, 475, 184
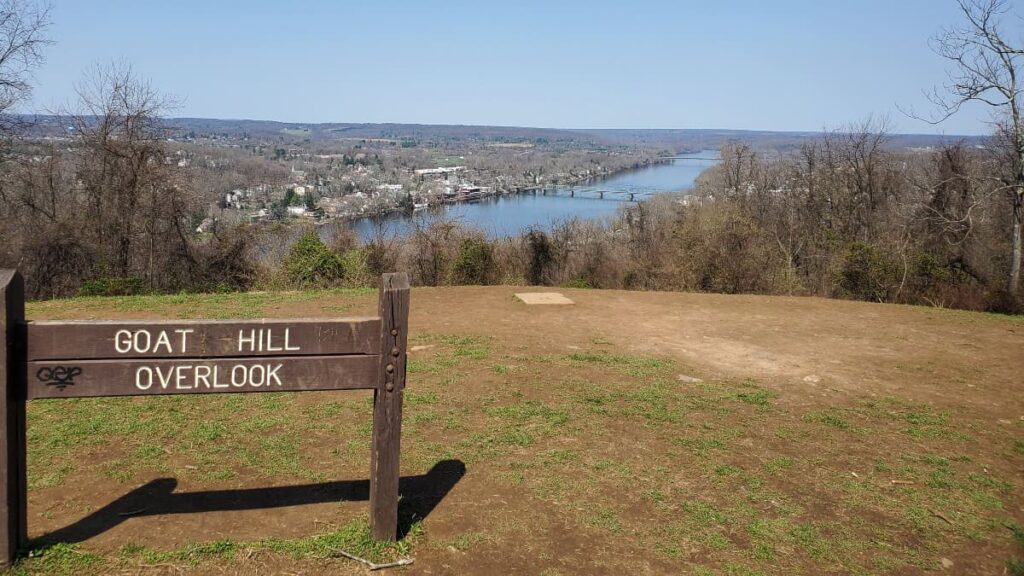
13, 286, 1024, 575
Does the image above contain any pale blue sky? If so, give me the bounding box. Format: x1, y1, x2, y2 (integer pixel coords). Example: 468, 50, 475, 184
28, 0, 1021, 134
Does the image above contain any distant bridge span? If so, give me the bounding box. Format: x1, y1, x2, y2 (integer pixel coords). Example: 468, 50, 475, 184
528, 187, 644, 201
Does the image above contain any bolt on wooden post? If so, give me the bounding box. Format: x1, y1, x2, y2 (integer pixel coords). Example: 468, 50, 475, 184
0, 270, 409, 567
370, 273, 409, 540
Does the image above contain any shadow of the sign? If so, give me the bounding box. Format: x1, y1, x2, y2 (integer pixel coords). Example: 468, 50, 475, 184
35, 459, 466, 545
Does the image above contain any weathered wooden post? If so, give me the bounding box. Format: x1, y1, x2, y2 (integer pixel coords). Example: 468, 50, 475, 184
369, 272, 408, 540
0, 271, 26, 567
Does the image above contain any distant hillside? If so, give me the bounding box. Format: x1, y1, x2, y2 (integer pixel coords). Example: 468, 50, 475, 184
577, 128, 987, 153
19, 115, 986, 153
166, 118, 600, 144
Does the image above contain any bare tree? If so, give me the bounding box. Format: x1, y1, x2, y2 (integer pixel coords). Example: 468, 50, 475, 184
928, 0, 1023, 293
70, 63, 195, 288
0, 0, 50, 131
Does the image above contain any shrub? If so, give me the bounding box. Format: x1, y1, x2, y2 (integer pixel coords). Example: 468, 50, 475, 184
550, 218, 622, 289
283, 231, 345, 287
78, 276, 145, 297
526, 229, 555, 285
672, 203, 780, 294
409, 220, 461, 286
22, 230, 96, 299
987, 289, 1024, 315
452, 238, 496, 285
339, 248, 375, 288
912, 252, 952, 286
837, 242, 899, 302
329, 227, 361, 253
364, 241, 397, 278
562, 278, 593, 289
904, 251, 988, 309
186, 228, 259, 293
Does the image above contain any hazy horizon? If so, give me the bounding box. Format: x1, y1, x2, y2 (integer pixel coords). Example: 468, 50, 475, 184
142, 117, 985, 138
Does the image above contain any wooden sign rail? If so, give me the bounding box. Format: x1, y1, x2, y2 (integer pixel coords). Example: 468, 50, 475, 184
0, 270, 409, 567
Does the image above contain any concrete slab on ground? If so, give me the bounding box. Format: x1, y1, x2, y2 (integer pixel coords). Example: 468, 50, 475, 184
514, 292, 575, 305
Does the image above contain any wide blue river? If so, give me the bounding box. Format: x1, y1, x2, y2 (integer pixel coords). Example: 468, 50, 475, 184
347, 150, 718, 239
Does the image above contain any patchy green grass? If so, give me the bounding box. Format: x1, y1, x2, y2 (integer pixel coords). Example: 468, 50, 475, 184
435, 335, 491, 360
582, 507, 622, 532
22, 331, 1019, 575
1008, 522, 1024, 576
764, 456, 794, 475
12, 543, 103, 576
567, 351, 672, 378
28, 287, 375, 320
802, 409, 852, 430
735, 385, 773, 409
15, 518, 417, 574
404, 345, 1016, 572
443, 531, 490, 552
26, 391, 359, 487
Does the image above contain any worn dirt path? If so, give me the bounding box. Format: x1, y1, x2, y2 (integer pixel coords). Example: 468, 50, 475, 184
409, 286, 1024, 416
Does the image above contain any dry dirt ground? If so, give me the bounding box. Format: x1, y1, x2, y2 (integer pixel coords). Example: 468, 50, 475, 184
15, 286, 1024, 575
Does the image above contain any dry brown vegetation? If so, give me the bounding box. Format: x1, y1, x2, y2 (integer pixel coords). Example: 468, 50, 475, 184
225, 121, 1022, 315
7, 124, 1023, 313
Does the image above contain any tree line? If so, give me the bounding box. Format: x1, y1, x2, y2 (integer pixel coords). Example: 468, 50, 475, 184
261, 119, 1019, 314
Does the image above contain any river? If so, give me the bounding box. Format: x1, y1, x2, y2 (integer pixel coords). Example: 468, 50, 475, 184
345, 149, 718, 240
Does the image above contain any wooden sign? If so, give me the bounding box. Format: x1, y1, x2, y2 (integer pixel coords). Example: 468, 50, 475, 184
0, 270, 410, 567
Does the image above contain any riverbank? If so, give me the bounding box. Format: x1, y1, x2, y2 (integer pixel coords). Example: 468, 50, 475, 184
334, 155, 690, 222
386, 157, 676, 209
343, 151, 720, 239
506, 155, 675, 195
